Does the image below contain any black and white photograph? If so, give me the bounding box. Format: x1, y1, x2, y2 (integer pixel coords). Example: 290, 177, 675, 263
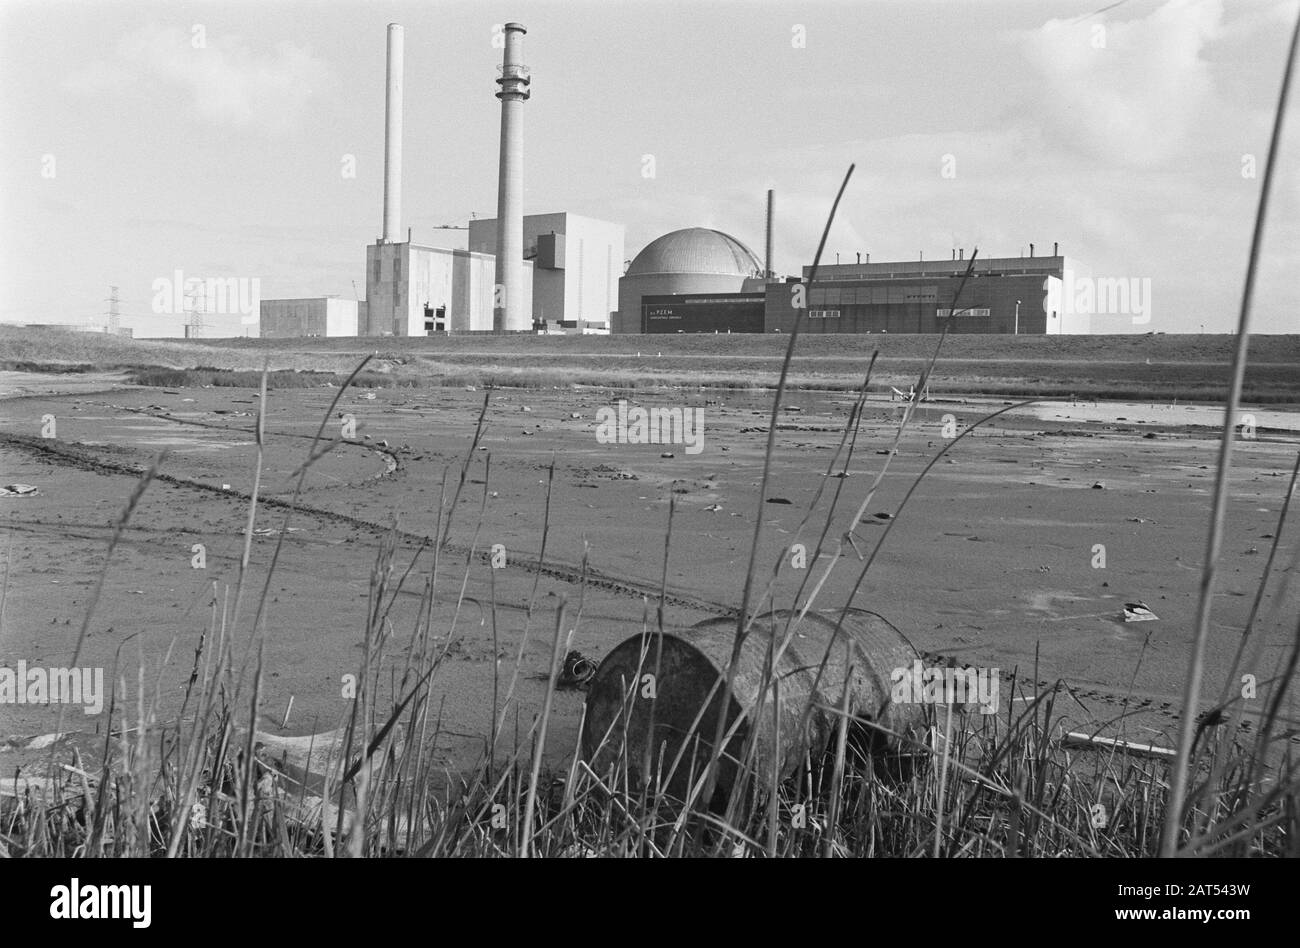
0, 0, 1297, 919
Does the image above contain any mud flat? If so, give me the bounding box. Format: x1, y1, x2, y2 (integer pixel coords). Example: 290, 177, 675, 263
2, 373, 1298, 779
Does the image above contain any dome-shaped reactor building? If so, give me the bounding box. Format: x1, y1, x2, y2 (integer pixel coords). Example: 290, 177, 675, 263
615, 227, 765, 333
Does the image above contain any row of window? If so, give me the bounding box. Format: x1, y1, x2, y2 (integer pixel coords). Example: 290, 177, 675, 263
808, 285, 939, 305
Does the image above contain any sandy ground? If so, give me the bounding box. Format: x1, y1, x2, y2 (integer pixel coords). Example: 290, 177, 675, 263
2, 372, 1298, 782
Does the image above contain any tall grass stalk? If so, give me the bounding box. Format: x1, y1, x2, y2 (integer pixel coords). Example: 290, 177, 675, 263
1162, 7, 1300, 856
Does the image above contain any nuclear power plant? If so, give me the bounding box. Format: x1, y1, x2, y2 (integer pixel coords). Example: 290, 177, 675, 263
260, 22, 1087, 338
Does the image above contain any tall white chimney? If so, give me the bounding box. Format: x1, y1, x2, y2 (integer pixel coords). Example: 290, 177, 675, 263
382, 24, 404, 244
494, 23, 530, 332
765, 189, 774, 280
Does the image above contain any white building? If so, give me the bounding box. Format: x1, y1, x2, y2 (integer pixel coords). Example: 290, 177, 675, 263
469, 212, 624, 328
363, 241, 531, 335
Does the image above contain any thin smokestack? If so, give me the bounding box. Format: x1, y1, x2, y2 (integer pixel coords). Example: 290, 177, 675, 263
765, 189, 774, 279
382, 24, 404, 244
494, 22, 530, 332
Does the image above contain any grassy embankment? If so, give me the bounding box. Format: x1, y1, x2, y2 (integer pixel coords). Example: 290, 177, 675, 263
3, 325, 1298, 402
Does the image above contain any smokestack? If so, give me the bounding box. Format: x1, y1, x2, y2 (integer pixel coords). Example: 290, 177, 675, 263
855, 252, 860, 264
959, 248, 964, 260
1053, 241, 1059, 256
765, 189, 774, 280
382, 24, 404, 244
1029, 242, 1035, 257
494, 23, 530, 332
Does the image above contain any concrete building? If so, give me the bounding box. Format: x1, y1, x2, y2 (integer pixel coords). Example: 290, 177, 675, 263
616, 243, 1089, 335
469, 212, 624, 328
364, 241, 531, 335
765, 252, 1086, 334
260, 298, 360, 337
615, 228, 764, 334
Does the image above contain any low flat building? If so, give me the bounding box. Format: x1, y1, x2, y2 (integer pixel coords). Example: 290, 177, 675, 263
764, 254, 1082, 334
260, 298, 360, 337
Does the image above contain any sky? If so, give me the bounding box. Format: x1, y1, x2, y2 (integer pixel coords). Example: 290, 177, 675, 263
1, 0, 1298, 336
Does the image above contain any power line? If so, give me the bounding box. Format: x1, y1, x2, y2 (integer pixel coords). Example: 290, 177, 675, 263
102, 285, 121, 333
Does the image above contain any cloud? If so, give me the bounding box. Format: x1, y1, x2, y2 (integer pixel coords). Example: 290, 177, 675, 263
1020, 0, 1225, 168
65, 24, 332, 132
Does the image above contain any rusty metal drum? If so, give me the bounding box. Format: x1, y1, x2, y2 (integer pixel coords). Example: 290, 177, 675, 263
580, 608, 926, 804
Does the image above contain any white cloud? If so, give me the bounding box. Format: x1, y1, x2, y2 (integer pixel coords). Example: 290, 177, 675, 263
65, 24, 332, 132
1020, 0, 1225, 168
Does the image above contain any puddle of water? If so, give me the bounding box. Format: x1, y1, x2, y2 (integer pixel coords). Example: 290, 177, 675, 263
1008, 400, 1300, 434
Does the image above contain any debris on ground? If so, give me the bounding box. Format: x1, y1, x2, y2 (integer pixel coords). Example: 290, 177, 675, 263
557, 650, 597, 690
1123, 602, 1159, 622
0, 484, 39, 497
1061, 732, 1174, 758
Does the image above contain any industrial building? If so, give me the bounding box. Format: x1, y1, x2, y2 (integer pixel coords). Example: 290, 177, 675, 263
254, 23, 1087, 340
618, 236, 1086, 335
261, 298, 361, 337
615, 228, 767, 334
264, 20, 547, 336
468, 212, 624, 330
363, 242, 529, 335
766, 250, 1085, 334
